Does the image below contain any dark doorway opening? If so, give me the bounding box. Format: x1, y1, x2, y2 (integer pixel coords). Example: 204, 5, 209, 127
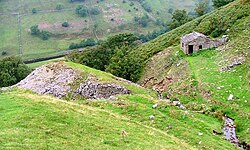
199, 45, 202, 49
188, 45, 193, 54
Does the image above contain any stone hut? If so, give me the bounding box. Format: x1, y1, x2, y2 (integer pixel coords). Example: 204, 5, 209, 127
180, 31, 228, 54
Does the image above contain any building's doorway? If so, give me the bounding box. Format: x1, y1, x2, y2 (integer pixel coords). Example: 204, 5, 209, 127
188, 45, 193, 54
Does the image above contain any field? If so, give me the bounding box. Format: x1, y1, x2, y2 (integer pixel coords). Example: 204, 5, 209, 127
0, 61, 237, 149
0, 0, 199, 60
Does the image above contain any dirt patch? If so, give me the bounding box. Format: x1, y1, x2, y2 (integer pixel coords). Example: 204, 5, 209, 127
38, 20, 89, 33
102, 3, 125, 25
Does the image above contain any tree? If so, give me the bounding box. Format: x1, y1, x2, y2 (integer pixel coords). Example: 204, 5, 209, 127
30, 25, 51, 40
212, 0, 234, 8
195, 0, 209, 17
169, 9, 192, 29
75, 5, 88, 17
0, 57, 31, 87
67, 33, 138, 72
105, 46, 143, 82
30, 25, 40, 35
39, 30, 51, 40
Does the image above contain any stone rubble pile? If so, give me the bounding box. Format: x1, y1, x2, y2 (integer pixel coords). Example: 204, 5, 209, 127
76, 79, 130, 99
220, 57, 244, 72
16, 62, 79, 98
223, 117, 239, 145
14, 62, 130, 99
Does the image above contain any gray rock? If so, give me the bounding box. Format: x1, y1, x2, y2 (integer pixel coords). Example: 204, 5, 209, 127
76, 80, 130, 99
152, 104, 158, 109
14, 62, 130, 100
149, 115, 155, 119
228, 94, 233, 101
223, 117, 239, 145
220, 57, 244, 72
172, 101, 181, 106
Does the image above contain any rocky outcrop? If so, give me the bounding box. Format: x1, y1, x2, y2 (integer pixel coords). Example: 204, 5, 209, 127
220, 57, 244, 72
14, 62, 130, 99
75, 79, 130, 99
223, 117, 239, 145
16, 62, 79, 98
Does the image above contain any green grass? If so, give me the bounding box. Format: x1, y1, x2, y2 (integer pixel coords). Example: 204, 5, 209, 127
0, 15, 19, 57
0, 0, 201, 60
1, 90, 195, 149
0, 78, 236, 149
0, 59, 240, 149
184, 50, 250, 142
136, 0, 250, 144
27, 57, 66, 69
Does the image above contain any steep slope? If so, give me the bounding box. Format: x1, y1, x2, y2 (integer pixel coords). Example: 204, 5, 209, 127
123, 0, 250, 81
134, 0, 250, 145
0, 62, 237, 149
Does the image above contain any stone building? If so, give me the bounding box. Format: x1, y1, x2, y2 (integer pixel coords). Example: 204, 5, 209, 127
180, 31, 227, 54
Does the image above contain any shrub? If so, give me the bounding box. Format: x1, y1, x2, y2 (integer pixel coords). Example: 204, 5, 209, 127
212, 0, 235, 8
32, 8, 37, 14
56, 4, 64, 10
39, 30, 51, 40
1, 51, 7, 56
62, 22, 69, 27
30, 25, 40, 35
69, 38, 97, 49
76, 5, 88, 17
0, 56, 31, 87
30, 25, 51, 40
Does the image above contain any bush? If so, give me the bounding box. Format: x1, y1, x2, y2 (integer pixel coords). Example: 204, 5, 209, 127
69, 38, 97, 49
30, 25, 40, 35
76, 5, 88, 17
56, 4, 64, 10
32, 8, 37, 14
1, 51, 7, 56
212, 0, 235, 8
62, 22, 69, 27
39, 30, 51, 40
30, 25, 51, 40
0, 56, 31, 87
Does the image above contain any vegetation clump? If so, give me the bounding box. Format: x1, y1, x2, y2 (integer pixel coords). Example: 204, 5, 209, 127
75, 5, 88, 17
30, 25, 51, 40
0, 57, 31, 87
62, 22, 69, 27
67, 33, 138, 75
56, 4, 64, 10
69, 38, 97, 49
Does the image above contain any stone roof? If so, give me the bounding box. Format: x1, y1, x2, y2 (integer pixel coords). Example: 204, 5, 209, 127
181, 32, 207, 43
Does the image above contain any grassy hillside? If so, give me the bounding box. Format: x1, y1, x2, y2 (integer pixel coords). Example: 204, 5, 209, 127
0, 90, 191, 149
126, 0, 249, 71
134, 0, 250, 143
0, 61, 239, 149
0, 0, 200, 60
